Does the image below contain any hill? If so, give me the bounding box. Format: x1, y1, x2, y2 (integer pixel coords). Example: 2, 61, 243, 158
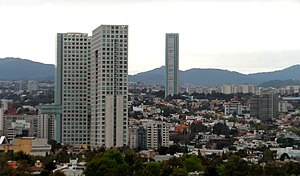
0, 57, 54, 81
258, 79, 300, 88
1, 57, 300, 86
129, 65, 300, 86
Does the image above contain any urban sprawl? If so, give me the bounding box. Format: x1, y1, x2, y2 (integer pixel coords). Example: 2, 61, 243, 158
0, 25, 300, 175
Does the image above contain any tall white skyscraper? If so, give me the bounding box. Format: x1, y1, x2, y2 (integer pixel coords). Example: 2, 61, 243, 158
54, 33, 91, 146
90, 25, 129, 148
165, 33, 179, 97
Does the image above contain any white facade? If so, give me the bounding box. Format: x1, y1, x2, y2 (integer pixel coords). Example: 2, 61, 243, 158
38, 114, 55, 140
2, 115, 39, 140
278, 101, 292, 113
30, 138, 52, 156
128, 126, 139, 149
55, 33, 91, 146
1, 99, 12, 111
141, 120, 170, 150
224, 101, 242, 115
219, 84, 236, 94
271, 147, 300, 159
238, 84, 255, 94
90, 25, 128, 148
0, 109, 3, 135
165, 33, 179, 97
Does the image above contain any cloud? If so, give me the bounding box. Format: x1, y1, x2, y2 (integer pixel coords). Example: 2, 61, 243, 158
0, 0, 298, 6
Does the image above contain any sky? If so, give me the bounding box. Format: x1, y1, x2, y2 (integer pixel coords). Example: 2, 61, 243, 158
1, 0, 300, 75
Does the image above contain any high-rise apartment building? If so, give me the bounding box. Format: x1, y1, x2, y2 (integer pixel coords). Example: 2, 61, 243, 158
129, 120, 170, 150
250, 94, 279, 120
165, 33, 179, 97
128, 125, 147, 149
55, 33, 91, 146
90, 25, 128, 148
38, 113, 55, 140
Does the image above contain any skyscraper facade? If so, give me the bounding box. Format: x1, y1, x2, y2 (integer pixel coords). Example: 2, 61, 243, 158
55, 33, 91, 146
250, 94, 279, 120
165, 33, 179, 97
90, 25, 129, 148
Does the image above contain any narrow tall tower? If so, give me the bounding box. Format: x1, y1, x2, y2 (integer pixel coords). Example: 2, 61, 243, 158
90, 25, 128, 148
55, 33, 91, 146
165, 33, 179, 97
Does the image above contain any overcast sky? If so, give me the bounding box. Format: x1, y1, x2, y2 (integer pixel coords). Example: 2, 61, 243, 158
1, 0, 300, 74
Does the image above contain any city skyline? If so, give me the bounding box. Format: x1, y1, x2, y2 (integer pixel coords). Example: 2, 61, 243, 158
1, 0, 300, 74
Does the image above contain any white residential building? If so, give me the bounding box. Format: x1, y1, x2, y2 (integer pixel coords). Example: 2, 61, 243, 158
90, 25, 129, 148
141, 120, 170, 150
223, 101, 242, 115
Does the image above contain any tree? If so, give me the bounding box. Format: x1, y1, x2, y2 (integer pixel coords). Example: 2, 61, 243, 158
84, 149, 129, 176
161, 157, 184, 176
167, 144, 182, 155
48, 139, 61, 153
212, 123, 230, 136
49, 170, 66, 176
223, 155, 249, 176
280, 153, 290, 161
264, 163, 284, 176
166, 157, 184, 169
143, 162, 161, 176
189, 122, 207, 139
283, 162, 300, 176
248, 164, 264, 176
170, 168, 188, 176
261, 149, 275, 163
216, 164, 226, 176
158, 146, 169, 155
40, 170, 50, 176
183, 155, 203, 172
124, 149, 144, 175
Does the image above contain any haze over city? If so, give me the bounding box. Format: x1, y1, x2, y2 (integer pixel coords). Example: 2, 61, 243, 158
1, 0, 300, 74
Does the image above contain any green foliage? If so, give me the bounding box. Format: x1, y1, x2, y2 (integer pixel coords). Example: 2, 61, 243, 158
261, 149, 275, 163
280, 153, 290, 161
158, 146, 169, 155
212, 122, 230, 135
182, 155, 203, 172
216, 164, 225, 176
283, 162, 300, 176
248, 164, 264, 176
2, 146, 300, 176
277, 137, 295, 147
189, 122, 207, 139
166, 144, 187, 155
40, 169, 50, 176
170, 168, 188, 176
264, 163, 285, 176
84, 149, 130, 176
144, 162, 161, 176
161, 157, 184, 176
223, 155, 249, 176
49, 170, 66, 176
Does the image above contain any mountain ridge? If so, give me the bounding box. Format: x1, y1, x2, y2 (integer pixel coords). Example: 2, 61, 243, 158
0, 57, 299, 87
0, 57, 54, 81
129, 65, 300, 86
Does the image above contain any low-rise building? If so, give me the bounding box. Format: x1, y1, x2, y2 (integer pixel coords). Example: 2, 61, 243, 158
223, 101, 242, 115
0, 136, 51, 156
